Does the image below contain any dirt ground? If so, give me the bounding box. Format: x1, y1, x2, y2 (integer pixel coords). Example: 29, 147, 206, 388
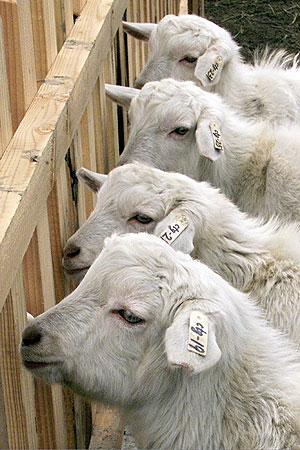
204, 1, 300, 62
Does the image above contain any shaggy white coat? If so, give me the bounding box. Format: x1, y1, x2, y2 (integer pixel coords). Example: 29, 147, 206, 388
63, 164, 300, 346
23, 234, 300, 449
106, 78, 300, 223
124, 14, 300, 123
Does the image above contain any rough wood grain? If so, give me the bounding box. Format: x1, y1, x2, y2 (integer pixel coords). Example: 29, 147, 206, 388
30, 0, 58, 87
73, 0, 87, 15
89, 403, 124, 450
0, 0, 37, 132
0, 18, 12, 157
0, 0, 128, 310
0, 267, 38, 449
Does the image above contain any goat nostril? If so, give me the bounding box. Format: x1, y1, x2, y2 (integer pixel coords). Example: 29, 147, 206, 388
22, 328, 42, 346
63, 246, 80, 260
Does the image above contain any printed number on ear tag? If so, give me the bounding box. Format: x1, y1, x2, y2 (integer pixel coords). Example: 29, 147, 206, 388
159, 214, 189, 245
206, 56, 223, 81
209, 122, 224, 153
188, 311, 208, 356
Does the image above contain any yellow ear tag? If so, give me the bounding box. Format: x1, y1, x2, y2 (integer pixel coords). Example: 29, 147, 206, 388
206, 56, 223, 81
159, 214, 189, 245
209, 122, 224, 153
188, 311, 208, 356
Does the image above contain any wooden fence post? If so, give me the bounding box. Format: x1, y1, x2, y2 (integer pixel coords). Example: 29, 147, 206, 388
0, 0, 37, 132
0, 17, 12, 157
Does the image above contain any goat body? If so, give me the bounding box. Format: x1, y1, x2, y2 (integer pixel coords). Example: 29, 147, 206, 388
22, 233, 300, 449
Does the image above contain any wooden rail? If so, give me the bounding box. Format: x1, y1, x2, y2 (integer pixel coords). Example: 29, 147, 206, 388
0, 0, 184, 448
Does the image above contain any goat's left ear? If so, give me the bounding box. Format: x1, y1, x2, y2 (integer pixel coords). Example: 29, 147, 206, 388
122, 21, 157, 41
77, 168, 107, 193
165, 308, 221, 374
194, 39, 232, 88
105, 84, 139, 109
195, 114, 224, 162
154, 209, 195, 254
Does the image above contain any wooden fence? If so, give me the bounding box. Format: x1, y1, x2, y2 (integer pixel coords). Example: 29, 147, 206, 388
0, 0, 198, 448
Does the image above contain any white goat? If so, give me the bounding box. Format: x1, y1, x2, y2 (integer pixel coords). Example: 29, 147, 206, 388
63, 163, 300, 346
106, 79, 300, 223
124, 14, 300, 123
22, 233, 300, 450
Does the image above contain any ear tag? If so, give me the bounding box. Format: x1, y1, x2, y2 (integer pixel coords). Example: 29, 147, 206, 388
209, 122, 224, 153
206, 55, 223, 81
188, 311, 208, 356
159, 214, 189, 245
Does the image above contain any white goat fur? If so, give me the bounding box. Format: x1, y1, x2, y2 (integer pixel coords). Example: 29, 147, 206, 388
106, 78, 300, 223
63, 163, 300, 346
125, 14, 300, 123
23, 234, 300, 449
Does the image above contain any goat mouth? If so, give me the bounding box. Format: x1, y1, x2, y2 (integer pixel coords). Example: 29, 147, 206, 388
23, 360, 60, 370
63, 267, 90, 275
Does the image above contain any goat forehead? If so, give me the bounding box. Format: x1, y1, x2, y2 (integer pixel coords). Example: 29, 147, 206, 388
150, 29, 211, 57
131, 91, 200, 126
154, 15, 222, 42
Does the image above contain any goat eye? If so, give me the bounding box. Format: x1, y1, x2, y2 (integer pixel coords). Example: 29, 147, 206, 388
172, 127, 189, 136
133, 214, 153, 224
181, 56, 197, 63
119, 309, 143, 324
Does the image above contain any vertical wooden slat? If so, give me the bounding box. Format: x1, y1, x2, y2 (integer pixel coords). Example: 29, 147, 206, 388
0, 17, 12, 157
22, 208, 69, 449
73, 0, 86, 16
89, 404, 124, 450
0, 0, 37, 132
0, 375, 9, 449
104, 47, 119, 170
0, 267, 38, 449
54, 0, 73, 51
92, 77, 106, 174
118, 23, 129, 145
126, 0, 136, 86
30, 0, 58, 86
78, 99, 98, 215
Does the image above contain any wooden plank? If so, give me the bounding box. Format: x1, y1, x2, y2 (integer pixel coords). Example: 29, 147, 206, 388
73, 0, 87, 15
54, 0, 74, 51
30, 0, 58, 87
188, 0, 203, 15
0, 0, 37, 132
126, 1, 136, 86
75, 99, 97, 219
22, 209, 69, 448
104, 47, 119, 170
118, 23, 129, 146
89, 403, 124, 450
92, 77, 106, 174
0, 371, 8, 448
0, 267, 38, 449
0, 18, 12, 157
0, 0, 128, 310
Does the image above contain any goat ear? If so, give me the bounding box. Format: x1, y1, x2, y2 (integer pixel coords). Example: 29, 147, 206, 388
122, 21, 157, 41
77, 168, 107, 193
105, 84, 139, 109
194, 40, 232, 88
165, 308, 221, 374
154, 210, 195, 254
195, 117, 224, 162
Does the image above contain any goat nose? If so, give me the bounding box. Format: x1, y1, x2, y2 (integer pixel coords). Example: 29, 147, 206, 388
22, 326, 42, 347
63, 242, 81, 260
133, 78, 144, 89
